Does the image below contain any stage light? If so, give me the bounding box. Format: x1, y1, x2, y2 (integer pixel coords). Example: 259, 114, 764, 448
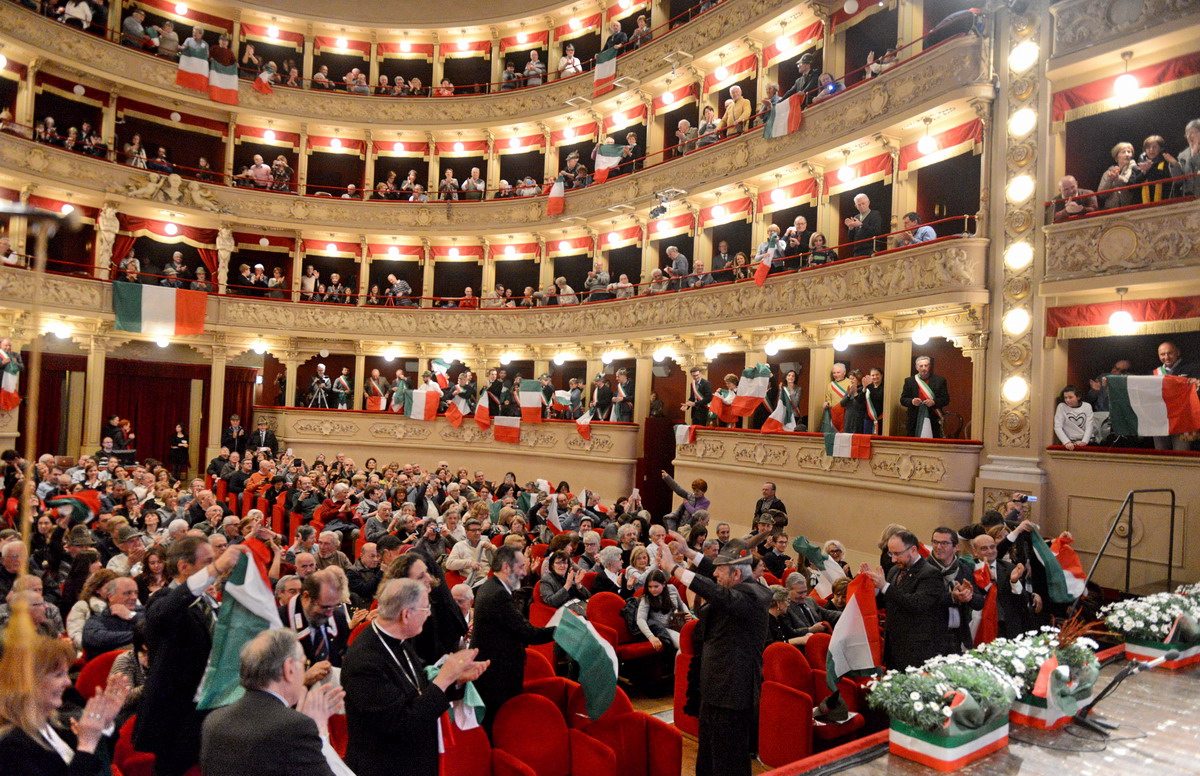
259, 237, 270, 247
837, 164, 855, 183
553, 354, 566, 366
1109, 309, 1136, 335
562, 126, 575, 139
49, 321, 71, 339
252, 340, 267, 354
164, 223, 178, 235
267, 26, 279, 39
714, 66, 728, 81
704, 345, 718, 360
1008, 108, 1036, 137
1002, 376, 1028, 402
1004, 241, 1033, 270
156, 337, 170, 348
73, 84, 86, 96
264, 129, 276, 141
661, 91, 675, 105
1008, 41, 1038, 73
336, 37, 348, 49
601, 353, 614, 365
1006, 174, 1034, 203
832, 336, 849, 351
771, 188, 786, 203
60, 204, 74, 215
917, 135, 938, 155
1003, 308, 1031, 336
174, 3, 188, 15
330, 137, 342, 148
509, 137, 521, 149
325, 242, 337, 252
388, 246, 400, 258
499, 353, 512, 365
383, 349, 397, 362
911, 328, 930, 346
764, 342, 779, 356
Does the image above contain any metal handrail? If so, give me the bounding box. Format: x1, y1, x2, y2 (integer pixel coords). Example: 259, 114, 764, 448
1083, 488, 1176, 597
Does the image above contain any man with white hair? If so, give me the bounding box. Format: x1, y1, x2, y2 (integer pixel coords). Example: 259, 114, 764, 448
82, 576, 142, 654
308, 363, 332, 408
674, 119, 698, 156
315, 530, 352, 571
722, 84, 752, 135
166, 518, 189, 544
900, 356, 951, 438
844, 192, 883, 257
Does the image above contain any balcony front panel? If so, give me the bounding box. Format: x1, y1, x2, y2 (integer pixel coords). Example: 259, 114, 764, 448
0, 238, 988, 343
1050, 0, 1200, 61
1042, 198, 1200, 285
0, 0, 793, 129
0, 36, 989, 233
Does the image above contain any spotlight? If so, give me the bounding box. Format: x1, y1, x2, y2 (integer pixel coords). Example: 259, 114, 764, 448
1008, 108, 1036, 137
517, 32, 527, 44
553, 354, 566, 366
264, 129, 276, 141
563, 126, 575, 140
458, 40, 469, 51
648, 204, 667, 220
837, 165, 855, 183
164, 223, 178, 235
1008, 41, 1038, 73
703, 346, 718, 360
267, 26, 279, 39
558, 240, 570, 252
400, 41, 411, 53
711, 205, 726, 220
661, 91, 675, 105
448, 247, 460, 258
60, 204, 74, 215
1109, 309, 1136, 335
500, 354, 513, 365
509, 137, 521, 149
568, 17, 581, 30
393, 141, 404, 152
175, 3, 188, 14
453, 141, 464, 152
770, 189, 786, 203
330, 137, 342, 148
336, 37, 348, 49
383, 349, 397, 362
325, 242, 337, 252
49, 321, 71, 339
917, 135, 938, 155
156, 337, 170, 348
601, 353, 614, 365
1003, 309, 1031, 336
764, 342, 779, 356
504, 245, 516, 257
652, 349, 667, 362
714, 66, 728, 81
656, 219, 671, 234
388, 246, 400, 258
1004, 242, 1033, 270
1006, 174, 1034, 203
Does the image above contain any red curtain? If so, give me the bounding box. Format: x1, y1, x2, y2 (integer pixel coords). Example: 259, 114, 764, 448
1046, 295, 1200, 337
223, 367, 257, 430
102, 359, 212, 464
1052, 51, 1200, 123
196, 247, 218, 277
15, 353, 85, 457
106, 234, 138, 278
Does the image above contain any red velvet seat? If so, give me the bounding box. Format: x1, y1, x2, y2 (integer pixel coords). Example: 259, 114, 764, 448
328, 713, 348, 758
214, 479, 227, 501
523, 676, 581, 718
583, 711, 683, 776
763, 572, 782, 586
444, 569, 467, 588
672, 620, 699, 737
768, 639, 866, 745
440, 723, 537, 776
205, 474, 213, 490
241, 490, 256, 517
76, 648, 124, 700
585, 592, 658, 662
564, 683, 634, 730
491, 534, 506, 547
599, 539, 617, 549
758, 681, 815, 766
579, 571, 597, 591
347, 620, 369, 645
115, 716, 155, 776
492, 694, 617, 776
525, 647, 555, 681
527, 584, 558, 667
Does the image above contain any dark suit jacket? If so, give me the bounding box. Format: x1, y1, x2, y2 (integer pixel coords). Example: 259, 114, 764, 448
343, 624, 451, 776
0, 726, 106, 776
848, 209, 883, 256
134, 581, 214, 767
248, 429, 278, 456
783, 70, 820, 104
220, 425, 248, 455
689, 378, 713, 425
931, 559, 986, 654
899, 374, 951, 437
753, 496, 787, 522
878, 557, 947, 670
591, 384, 614, 420
687, 569, 771, 710
985, 558, 1027, 639
469, 576, 555, 725
786, 596, 841, 630
200, 690, 335, 776
590, 569, 631, 599
281, 597, 350, 668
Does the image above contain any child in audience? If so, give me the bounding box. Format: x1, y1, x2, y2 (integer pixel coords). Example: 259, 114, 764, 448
1053, 385, 1094, 450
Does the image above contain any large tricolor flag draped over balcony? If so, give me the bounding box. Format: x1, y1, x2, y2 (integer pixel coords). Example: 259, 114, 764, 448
546, 175, 566, 216
576, 409, 593, 440
208, 44, 239, 105
445, 397, 471, 428
252, 66, 275, 95
408, 390, 439, 421
519, 379, 544, 423
593, 48, 618, 97
175, 42, 209, 92
822, 408, 872, 459
763, 92, 803, 139
1106, 375, 1200, 437
113, 284, 206, 336
494, 415, 521, 443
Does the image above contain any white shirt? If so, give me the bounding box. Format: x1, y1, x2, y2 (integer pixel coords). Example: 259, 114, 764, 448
559, 57, 582, 77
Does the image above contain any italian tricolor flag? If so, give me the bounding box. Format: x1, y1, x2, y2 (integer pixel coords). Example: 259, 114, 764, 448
732, 363, 770, 416
519, 379, 544, 423
175, 45, 209, 92
545, 176, 566, 217
791, 534, 847, 601
822, 408, 871, 459
1030, 529, 1087, 604
592, 143, 624, 184
46, 490, 101, 525
761, 395, 796, 433
493, 415, 521, 443
576, 409, 593, 440
207, 52, 239, 105
763, 92, 803, 139
593, 47, 617, 97
548, 605, 618, 719
1107, 375, 1200, 437
196, 551, 283, 709
0, 349, 20, 411
408, 389, 439, 421
445, 396, 471, 428
753, 236, 779, 287
710, 390, 736, 424
674, 424, 696, 445
824, 573, 882, 691
252, 68, 275, 95
113, 283, 206, 336
431, 359, 452, 389
475, 402, 492, 431
552, 390, 572, 411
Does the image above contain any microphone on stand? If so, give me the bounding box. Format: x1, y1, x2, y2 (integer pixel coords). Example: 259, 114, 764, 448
1071, 650, 1179, 736
1127, 650, 1180, 672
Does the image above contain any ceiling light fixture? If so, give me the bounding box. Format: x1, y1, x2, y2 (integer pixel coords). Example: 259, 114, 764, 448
917, 116, 937, 155
1113, 50, 1138, 96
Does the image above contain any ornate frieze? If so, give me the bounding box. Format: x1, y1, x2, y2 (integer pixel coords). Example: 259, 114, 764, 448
1049, 0, 1199, 60
1043, 199, 1200, 282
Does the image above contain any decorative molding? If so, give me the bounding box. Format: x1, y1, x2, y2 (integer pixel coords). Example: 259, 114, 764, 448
0, 36, 987, 233
1043, 199, 1200, 282
1049, 0, 1199, 59
439, 426, 498, 445
869, 453, 947, 483
676, 439, 726, 459
733, 442, 789, 467
368, 422, 433, 440
795, 446, 861, 474
566, 434, 613, 453
291, 418, 360, 436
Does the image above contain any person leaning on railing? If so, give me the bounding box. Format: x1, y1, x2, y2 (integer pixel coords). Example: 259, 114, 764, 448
1169, 118, 1200, 198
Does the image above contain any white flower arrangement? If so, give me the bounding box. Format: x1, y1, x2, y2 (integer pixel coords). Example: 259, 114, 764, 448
1175, 582, 1200, 599
867, 652, 1020, 732
1100, 592, 1200, 643
973, 627, 1099, 696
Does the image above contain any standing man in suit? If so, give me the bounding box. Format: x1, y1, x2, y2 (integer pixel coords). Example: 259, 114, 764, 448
135, 538, 251, 776
783, 215, 815, 271
656, 537, 772, 776
1152, 340, 1200, 450
200, 629, 343, 776
363, 368, 390, 412
590, 373, 613, 421
281, 570, 350, 685
712, 240, 733, 283
250, 419, 278, 457
220, 414, 247, 456
683, 366, 714, 426
612, 368, 634, 422
469, 545, 555, 731
344, 578, 489, 776
752, 481, 786, 524
782, 52, 821, 105
970, 532, 1037, 639
927, 527, 984, 655
844, 192, 883, 257
665, 245, 690, 290
900, 356, 951, 437
860, 530, 946, 670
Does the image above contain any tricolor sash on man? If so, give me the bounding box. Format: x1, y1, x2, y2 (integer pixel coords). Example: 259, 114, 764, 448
408, 389, 439, 421
175, 43, 210, 92
970, 562, 999, 646
825, 573, 882, 692
593, 47, 618, 97
113, 283, 206, 336
1106, 374, 1200, 437
827, 379, 848, 431
791, 534, 847, 601
445, 396, 472, 428
914, 375, 941, 438
545, 175, 566, 216
0, 348, 21, 411
366, 377, 388, 412
592, 143, 624, 183
864, 385, 882, 434
763, 92, 803, 139
493, 415, 521, 443
733, 363, 771, 416
519, 379, 545, 423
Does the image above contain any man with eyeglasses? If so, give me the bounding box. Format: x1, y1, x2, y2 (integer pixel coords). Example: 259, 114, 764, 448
282, 568, 349, 687
970, 533, 1037, 639
859, 529, 946, 670
926, 527, 984, 654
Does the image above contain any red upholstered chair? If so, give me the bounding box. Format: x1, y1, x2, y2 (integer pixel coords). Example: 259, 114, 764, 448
599, 539, 617, 549
115, 716, 155, 776
530, 543, 550, 568
286, 512, 303, 544
214, 479, 227, 501
759, 681, 815, 767
205, 474, 213, 490
763, 572, 782, 586
672, 620, 699, 737
523, 676, 581, 718
444, 569, 467, 588
255, 495, 270, 515
76, 649, 125, 700
580, 713, 682, 776
328, 714, 348, 758
347, 620, 369, 645
579, 571, 597, 591
585, 592, 659, 664
440, 724, 537, 776
492, 534, 506, 547
525, 647, 555, 681
565, 683, 634, 730
527, 585, 558, 667
227, 492, 239, 515
803, 633, 866, 713
241, 490, 257, 517
492, 694, 617, 776
769, 637, 866, 746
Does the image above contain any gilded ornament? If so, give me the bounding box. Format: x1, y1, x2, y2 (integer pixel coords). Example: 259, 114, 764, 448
1001, 410, 1027, 433
1096, 225, 1139, 264
1002, 342, 1028, 367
